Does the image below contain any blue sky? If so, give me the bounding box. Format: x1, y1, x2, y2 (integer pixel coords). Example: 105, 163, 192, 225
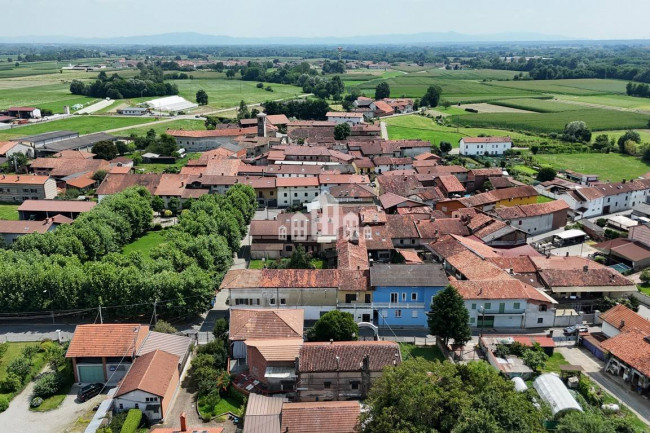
3, 0, 650, 39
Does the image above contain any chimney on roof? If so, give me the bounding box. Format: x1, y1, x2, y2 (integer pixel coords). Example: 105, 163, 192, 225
180, 412, 187, 432
330, 339, 334, 344
583, 265, 588, 272
257, 113, 267, 138
619, 320, 625, 329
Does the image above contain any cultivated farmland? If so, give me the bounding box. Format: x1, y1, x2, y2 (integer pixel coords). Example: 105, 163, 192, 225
0, 116, 156, 139
534, 153, 650, 182
450, 108, 650, 133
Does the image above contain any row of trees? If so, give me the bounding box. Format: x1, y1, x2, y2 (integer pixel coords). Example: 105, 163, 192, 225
263, 98, 331, 120
374, 82, 443, 108
69, 65, 179, 99
0, 185, 257, 318
626, 82, 650, 98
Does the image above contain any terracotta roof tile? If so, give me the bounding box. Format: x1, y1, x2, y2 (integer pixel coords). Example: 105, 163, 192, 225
298, 341, 401, 372
114, 350, 179, 398
17, 200, 95, 213
600, 329, 650, 377
167, 127, 257, 138
451, 279, 556, 303
245, 338, 304, 361
0, 174, 51, 185
462, 136, 511, 143
599, 304, 650, 335
280, 401, 360, 433
66, 324, 150, 358
229, 309, 304, 341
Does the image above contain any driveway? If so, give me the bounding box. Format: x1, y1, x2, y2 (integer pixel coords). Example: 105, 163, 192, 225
0, 378, 106, 433
557, 347, 650, 426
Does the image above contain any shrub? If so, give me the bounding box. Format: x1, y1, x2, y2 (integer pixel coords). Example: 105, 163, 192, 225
7, 358, 31, 380
153, 320, 177, 334
0, 373, 22, 393
21, 345, 40, 361
0, 396, 8, 412
33, 372, 61, 398
640, 269, 650, 284
596, 218, 607, 228
256, 82, 264, 88
30, 397, 43, 408
120, 409, 143, 433
0, 342, 7, 359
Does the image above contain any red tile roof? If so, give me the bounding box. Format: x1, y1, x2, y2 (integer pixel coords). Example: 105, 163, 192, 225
276, 177, 319, 187
372, 100, 394, 114
66, 324, 150, 358
451, 279, 556, 303
599, 304, 650, 335
167, 127, 257, 138
0, 219, 54, 234
0, 174, 51, 185
436, 175, 466, 193
0, 141, 18, 155
280, 401, 360, 433
17, 200, 96, 213
337, 237, 369, 271
97, 173, 162, 196
115, 350, 179, 398
298, 341, 401, 372
229, 309, 304, 341
326, 112, 364, 118
600, 329, 650, 377
461, 136, 512, 143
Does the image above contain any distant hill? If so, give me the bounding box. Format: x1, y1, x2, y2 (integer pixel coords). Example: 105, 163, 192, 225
0, 31, 579, 46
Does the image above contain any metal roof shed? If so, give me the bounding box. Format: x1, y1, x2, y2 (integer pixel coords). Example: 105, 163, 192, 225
555, 229, 587, 240
533, 373, 582, 418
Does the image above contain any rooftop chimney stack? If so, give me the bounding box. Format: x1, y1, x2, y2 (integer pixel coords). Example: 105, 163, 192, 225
257, 112, 267, 138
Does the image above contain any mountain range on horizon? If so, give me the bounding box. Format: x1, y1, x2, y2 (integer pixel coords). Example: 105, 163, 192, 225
0, 31, 590, 46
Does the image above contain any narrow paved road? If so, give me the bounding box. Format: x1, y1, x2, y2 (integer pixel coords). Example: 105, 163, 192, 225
557, 347, 650, 426
0, 370, 104, 433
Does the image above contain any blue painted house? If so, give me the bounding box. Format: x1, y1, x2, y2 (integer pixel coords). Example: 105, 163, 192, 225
370, 264, 448, 327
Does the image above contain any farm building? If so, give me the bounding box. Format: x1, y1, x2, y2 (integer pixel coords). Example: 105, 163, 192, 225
18, 199, 96, 220
36, 132, 117, 156
459, 136, 512, 156
144, 96, 197, 112
326, 112, 364, 125
16, 130, 79, 149
2, 107, 41, 119
117, 107, 148, 116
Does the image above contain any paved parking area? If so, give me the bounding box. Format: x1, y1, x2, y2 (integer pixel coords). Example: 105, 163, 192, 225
0, 380, 105, 433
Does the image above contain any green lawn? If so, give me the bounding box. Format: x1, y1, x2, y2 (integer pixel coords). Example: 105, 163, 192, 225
0, 342, 48, 403
536, 195, 554, 203
172, 77, 304, 110
399, 343, 444, 362
121, 230, 167, 257
511, 165, 538, 176
112, 119, 207, 138
638, 284, 650, 296
198, 389, 245, 419
30, 363, 74, 412
0, 203, 19, 220
541, 352, 568, 373
0, 116, 156, 140
450, 108, 650, 133
534, 153, 650, 182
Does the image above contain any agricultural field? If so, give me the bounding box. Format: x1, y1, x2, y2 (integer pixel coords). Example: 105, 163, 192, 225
450, 108, 650, 133
557, 94, 650, 111
384, 114, 564, 148
596, 129, 650, 143
0, 116, 156, 139
171, 76, 304, 109
490, 98, 582, 113
483, 78, 628, 96
534, 153, 650, 182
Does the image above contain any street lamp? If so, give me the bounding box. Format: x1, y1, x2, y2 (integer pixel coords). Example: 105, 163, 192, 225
43, 289, 54, 324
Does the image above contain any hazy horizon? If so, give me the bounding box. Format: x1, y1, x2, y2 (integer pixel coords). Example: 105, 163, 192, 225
2, 0, 650, 41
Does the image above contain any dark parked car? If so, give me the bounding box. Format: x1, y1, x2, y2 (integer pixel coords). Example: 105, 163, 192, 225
78, 383, 103, 402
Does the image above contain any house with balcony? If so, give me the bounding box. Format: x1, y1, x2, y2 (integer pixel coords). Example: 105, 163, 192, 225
450, 279, 557, 329
369, 264, 448, 327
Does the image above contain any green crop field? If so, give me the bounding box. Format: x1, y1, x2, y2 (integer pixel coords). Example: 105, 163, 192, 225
484, 78, 628, 95
384, 114, 564, 148
450, 108, 650, 133
113, 119, 206, 137
172, 77, 304, 109
558, 94, 650, 110
491, 98, 581, 113
0, 116, 156, 139
534, 153, 650, 182
0, 83, 97, 114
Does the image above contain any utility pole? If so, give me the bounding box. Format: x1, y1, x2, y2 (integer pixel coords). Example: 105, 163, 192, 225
153, 298, 158, 325
99, 304, 103, 324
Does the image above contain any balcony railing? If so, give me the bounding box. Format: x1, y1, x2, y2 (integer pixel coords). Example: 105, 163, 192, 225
336, 302, 425, 309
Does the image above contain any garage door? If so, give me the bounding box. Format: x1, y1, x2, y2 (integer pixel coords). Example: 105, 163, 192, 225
78, 365, 105, 383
